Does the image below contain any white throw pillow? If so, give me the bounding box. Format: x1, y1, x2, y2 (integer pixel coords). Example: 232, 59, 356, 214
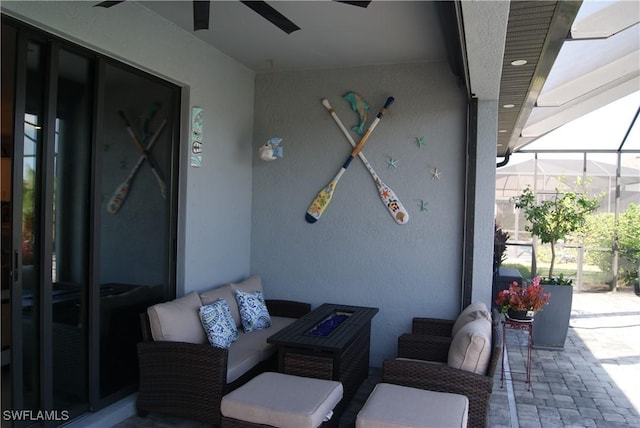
199, 299, 239, 348
235, 290, 272, 333
200, 283, 241, 327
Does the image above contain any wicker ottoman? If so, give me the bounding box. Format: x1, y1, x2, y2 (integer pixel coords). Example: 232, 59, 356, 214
356, 383, 469, 428
220, 372, 343, 428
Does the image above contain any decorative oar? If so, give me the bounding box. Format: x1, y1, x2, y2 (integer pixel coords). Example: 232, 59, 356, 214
107, 119, 167, 214
118, 110, 167, 199
306, 96, 394, 223
321, 99, 408, 225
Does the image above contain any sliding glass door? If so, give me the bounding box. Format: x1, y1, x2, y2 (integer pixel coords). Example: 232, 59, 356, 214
2, 17, 180, 425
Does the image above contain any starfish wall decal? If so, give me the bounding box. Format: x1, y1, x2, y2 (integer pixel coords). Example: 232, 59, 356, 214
415, 137, 426, 148
386, 157, 398, 169
430, 168, 441, 181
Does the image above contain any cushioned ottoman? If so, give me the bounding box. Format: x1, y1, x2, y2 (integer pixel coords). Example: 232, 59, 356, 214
220, 372, 343, 428
356, 383, 468, 428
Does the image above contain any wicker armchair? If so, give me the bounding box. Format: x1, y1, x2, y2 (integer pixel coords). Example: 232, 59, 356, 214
136, 299, 311, 426
386, 309, 502, 428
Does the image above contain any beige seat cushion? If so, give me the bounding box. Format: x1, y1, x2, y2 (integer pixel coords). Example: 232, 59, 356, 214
147, 291, 206, 344
200, 283, 241, 327
356, 383, 468, 428
226, 316, 295, 383
221, 372, 343, 428
448, 318, 492, 374
451, 301, 491, 337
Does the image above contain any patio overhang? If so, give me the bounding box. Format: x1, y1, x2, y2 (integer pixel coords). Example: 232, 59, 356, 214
498, 1, 640, 157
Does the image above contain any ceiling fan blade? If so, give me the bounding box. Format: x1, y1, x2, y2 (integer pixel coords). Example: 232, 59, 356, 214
193, 0, 210, 31
334, 1, 372, 8
95, 1, 126, 8
240, 1, 301, 35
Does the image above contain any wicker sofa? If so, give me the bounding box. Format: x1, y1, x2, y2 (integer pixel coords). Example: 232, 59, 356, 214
384, 304, 502, 428
136, 276, 311, 426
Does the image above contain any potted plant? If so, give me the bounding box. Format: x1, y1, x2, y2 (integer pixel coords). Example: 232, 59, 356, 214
492, 222, 525, 306
514, 186, 599, 280
493, 222, 510, 274
495, 276, 550, 321
513, 186, 600, 349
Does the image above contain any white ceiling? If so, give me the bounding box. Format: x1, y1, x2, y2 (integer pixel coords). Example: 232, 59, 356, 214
139, 0, 447, 73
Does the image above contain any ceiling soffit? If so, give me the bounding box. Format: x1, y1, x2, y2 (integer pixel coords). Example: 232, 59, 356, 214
497, 1, 581, 157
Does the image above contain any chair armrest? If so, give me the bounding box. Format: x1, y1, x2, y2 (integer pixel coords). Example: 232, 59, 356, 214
397, 333, 451, 363
411, 317, 455, 336
382, 358, 493, 428
265, 299, 311, 318
137, 341, 228, 425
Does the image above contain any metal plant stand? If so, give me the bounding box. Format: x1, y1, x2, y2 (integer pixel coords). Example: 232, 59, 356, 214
501, 317, 533, 391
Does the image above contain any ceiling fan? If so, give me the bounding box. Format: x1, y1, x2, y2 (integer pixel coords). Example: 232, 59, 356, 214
95, 1, 372, 34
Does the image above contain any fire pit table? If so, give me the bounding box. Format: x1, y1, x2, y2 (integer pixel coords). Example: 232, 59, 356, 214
267, 303, 378, 413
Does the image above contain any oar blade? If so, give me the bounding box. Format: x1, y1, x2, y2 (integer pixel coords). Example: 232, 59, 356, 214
107, 183, 129, 214
305, 182, 336, 223
377, 182, 409, 224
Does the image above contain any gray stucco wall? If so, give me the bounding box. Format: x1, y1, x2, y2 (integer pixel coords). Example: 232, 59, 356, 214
472, 100, 499, 305
250, 63, 468, 365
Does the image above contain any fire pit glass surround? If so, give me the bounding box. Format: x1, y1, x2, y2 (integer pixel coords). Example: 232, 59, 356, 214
306, 310, 353, 337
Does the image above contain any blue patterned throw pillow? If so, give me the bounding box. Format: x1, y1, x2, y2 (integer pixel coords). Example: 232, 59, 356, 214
235, 290, 272, 333
199, 299, 238, 348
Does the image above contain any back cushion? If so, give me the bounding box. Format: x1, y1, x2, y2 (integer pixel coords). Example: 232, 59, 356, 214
230, 275, 264, 296
147, 291, 206, 344
448, 318, 492, 374
201, 284, 241, 327
451, 301, 491, 337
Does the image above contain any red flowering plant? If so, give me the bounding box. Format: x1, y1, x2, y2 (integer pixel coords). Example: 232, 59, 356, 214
495, 276, 551, 315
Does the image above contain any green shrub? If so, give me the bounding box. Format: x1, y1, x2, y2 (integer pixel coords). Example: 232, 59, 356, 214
582, 213, 615, 273
581, 205, 640, 286
619, 204, 640, 286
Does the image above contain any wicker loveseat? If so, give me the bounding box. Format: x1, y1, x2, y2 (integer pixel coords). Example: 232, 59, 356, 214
136, 276, 311, 426
384, 305, 502, 428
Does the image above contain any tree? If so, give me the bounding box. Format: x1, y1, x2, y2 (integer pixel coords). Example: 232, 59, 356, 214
514, 186, 600, 278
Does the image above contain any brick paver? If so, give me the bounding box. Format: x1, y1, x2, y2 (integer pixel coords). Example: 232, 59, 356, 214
490, 288, 640, 428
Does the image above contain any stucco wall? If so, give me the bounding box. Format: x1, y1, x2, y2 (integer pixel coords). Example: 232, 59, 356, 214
250, 63, 468, 365
473, 100, 499, 304
2, 1, 256, 293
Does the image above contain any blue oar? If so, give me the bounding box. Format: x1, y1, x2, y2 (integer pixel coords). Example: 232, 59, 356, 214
305, 97, 395, 223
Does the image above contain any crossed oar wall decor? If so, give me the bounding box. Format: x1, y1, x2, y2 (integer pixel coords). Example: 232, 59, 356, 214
305, 93, 408, 225
107, 108, 167, 214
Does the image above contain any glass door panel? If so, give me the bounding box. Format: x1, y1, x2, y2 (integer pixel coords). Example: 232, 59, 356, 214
21, 38, 46, 415
99, 63, 174, 398
1, 21, 17, 416
51, 48, 92, 414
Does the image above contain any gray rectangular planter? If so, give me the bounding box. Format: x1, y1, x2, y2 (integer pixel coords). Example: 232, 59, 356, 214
532, 284, 573, 350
